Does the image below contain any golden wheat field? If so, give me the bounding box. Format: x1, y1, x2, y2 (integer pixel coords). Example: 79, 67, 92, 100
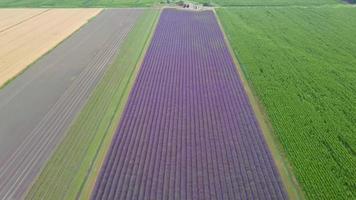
0, 8, 102, 86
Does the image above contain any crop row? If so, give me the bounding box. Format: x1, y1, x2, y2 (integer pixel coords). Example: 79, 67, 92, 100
217, 6, 356, 199
24, 9, 152, 200
92, 9, 287, 200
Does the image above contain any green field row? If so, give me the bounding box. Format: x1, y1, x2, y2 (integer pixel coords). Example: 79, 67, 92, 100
217, 6, 356, 199
196, 0, 342, 6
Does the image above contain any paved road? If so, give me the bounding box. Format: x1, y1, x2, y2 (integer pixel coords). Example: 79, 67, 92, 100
0, 9, 143, 200
92, 9, 287, 200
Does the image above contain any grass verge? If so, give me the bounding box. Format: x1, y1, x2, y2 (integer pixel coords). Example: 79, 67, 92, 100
25, 8, 160, 200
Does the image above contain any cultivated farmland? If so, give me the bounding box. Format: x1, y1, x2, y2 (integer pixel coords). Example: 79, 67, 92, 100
0, 8, 101, 87
217, 6, 356, 199
0, 0, 353, 199
0, 9, 142, 200
92, 9, 287, 200
0, 0, 159, 8
26, 9, 159, 200
196, 0, 339, 6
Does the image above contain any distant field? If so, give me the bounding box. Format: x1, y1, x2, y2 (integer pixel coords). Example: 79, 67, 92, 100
197, 0, 340, 6
0, 9, 101, 87
0, 0, 158, 7
346, 0, 356, 3
217, 6, 356, 199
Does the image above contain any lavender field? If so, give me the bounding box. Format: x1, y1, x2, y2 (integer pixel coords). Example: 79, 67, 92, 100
92, 9, 287, 200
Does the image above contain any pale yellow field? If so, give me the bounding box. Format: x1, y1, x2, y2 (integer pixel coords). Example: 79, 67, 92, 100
0, 9, 47, 32
0, 9, 102, 87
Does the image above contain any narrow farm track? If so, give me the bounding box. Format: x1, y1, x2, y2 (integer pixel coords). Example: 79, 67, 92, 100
0, 9, 143, 200
92, 9, 287, 200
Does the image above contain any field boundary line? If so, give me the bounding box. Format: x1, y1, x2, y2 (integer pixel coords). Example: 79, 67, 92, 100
213, 8, 305, 200
78, 8, 161, 199
0, 9, 50, 33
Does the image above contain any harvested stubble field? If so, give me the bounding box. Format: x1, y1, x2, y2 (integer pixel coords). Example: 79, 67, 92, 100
0, 9, 142, 200
0, 9, 45, 31
0, 8, 101, 87
92, 9, 287, 200
217, 6, 356, 200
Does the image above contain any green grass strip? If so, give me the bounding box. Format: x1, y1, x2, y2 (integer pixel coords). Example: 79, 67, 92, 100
25, 8, 160, 200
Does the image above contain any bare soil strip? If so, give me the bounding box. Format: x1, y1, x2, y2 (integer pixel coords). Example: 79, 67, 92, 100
0, 9, 142, 200
0, 8, 101, 87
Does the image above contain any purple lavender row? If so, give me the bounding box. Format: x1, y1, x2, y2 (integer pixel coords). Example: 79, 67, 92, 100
91, 9, 288, 200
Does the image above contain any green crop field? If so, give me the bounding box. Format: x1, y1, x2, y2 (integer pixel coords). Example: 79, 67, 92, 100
217, 6, 356, 200
196, 0, 341, 6
25, 9, 159, 200
0, 0, 159, 7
